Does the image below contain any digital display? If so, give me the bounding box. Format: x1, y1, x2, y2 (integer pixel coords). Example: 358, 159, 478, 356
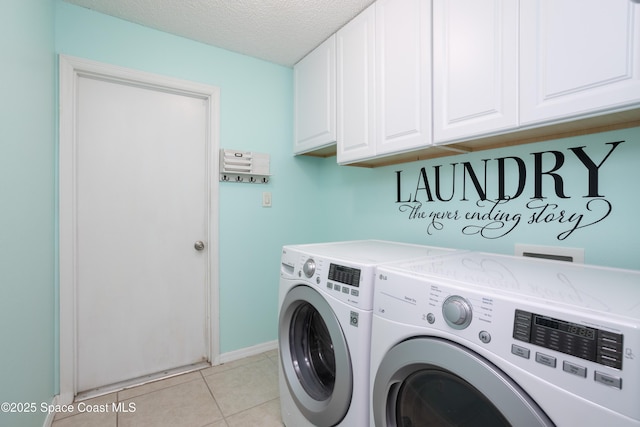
328, 263, 361, 287
535, 316, 596, 340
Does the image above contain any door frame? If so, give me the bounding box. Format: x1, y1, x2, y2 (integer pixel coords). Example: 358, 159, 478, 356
58, 55, 220, 404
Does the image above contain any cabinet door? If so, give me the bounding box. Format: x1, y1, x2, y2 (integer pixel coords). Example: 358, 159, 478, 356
520, 0, 640, 125
293, 35, 336, 154
376, 0, 431, 156
337, 4, 376, 164
433, 0, 518, 144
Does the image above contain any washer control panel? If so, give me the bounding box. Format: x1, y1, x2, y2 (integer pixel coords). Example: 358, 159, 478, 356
289, 252, 377, 310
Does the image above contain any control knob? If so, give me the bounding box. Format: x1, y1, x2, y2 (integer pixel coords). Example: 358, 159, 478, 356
442, 295, 472, 330
302, 258, 316, 278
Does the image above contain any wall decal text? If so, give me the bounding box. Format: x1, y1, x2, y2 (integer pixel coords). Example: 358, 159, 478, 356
395, 141, 622, 240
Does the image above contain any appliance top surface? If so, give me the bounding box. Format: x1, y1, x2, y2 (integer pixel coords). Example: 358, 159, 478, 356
381, 252, 640, 319
285, 240, 457, 265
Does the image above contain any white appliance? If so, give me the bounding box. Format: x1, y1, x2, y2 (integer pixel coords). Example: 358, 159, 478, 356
370, 252, 640, 427
278, 240, 459, 427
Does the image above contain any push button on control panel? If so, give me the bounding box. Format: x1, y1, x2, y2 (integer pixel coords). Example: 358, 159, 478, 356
479, 331, 491, 344
329, 280, 359, 299
563, 361, 587, 378
511, 344, 531, 359
512, 341, 626, 391
535, 352, 557, 368
594, 371, 622, 389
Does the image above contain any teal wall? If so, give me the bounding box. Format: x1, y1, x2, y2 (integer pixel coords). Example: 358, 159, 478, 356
314, 128, 640, 270
0, 0, 55, 426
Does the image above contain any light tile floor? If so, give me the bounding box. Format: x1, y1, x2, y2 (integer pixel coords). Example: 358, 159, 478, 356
52, 350, 283, 427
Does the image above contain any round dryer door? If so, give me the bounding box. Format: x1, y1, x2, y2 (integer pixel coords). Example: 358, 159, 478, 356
279, 285, 353, 426
373, 338, 555, 427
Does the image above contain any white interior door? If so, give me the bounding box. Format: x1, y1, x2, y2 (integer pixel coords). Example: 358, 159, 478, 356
59, 56, 219, 397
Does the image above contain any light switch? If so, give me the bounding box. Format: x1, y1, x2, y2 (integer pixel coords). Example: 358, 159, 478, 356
262, 192, 272, 207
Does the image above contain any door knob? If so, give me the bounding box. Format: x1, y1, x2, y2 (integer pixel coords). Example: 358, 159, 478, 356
194, 241, 205, 251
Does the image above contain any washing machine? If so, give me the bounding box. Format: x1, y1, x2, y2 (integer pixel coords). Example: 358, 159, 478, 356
278, 240, 460, 427
370, 252, 640, 427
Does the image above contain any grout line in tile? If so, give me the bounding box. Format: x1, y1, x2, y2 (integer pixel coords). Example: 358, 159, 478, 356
200, 369, 226, 423
232, 395, 280, 416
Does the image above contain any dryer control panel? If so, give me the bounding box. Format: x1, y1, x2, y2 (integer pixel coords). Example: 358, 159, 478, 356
513, 309, 624, 370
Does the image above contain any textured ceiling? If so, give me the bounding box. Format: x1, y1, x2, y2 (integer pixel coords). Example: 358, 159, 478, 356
62, 0, 376, 67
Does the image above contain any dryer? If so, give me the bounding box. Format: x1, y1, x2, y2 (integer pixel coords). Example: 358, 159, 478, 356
278, 240, 459, 427
370, 252, 640, 427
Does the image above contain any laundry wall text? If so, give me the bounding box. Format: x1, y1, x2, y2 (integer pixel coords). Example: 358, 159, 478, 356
394, 141, 623, 240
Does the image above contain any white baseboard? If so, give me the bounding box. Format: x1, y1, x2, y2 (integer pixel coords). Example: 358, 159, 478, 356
217, 340, 278, 365
42, 395, 59, 427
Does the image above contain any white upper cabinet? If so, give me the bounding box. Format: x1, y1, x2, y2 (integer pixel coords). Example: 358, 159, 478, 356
296, 0, 640, 165
293, 35, 336, 154
337, 4, 376, 164
432, 0, 518, 144
375, 0, 432, 156
520, 0, 640, 126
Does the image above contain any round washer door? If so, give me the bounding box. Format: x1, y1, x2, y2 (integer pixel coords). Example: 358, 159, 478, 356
373, 338, 555, 427
279, 285, 353, 426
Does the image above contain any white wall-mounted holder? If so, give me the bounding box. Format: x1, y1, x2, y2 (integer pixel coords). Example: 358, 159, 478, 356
219, 149, 271, 183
